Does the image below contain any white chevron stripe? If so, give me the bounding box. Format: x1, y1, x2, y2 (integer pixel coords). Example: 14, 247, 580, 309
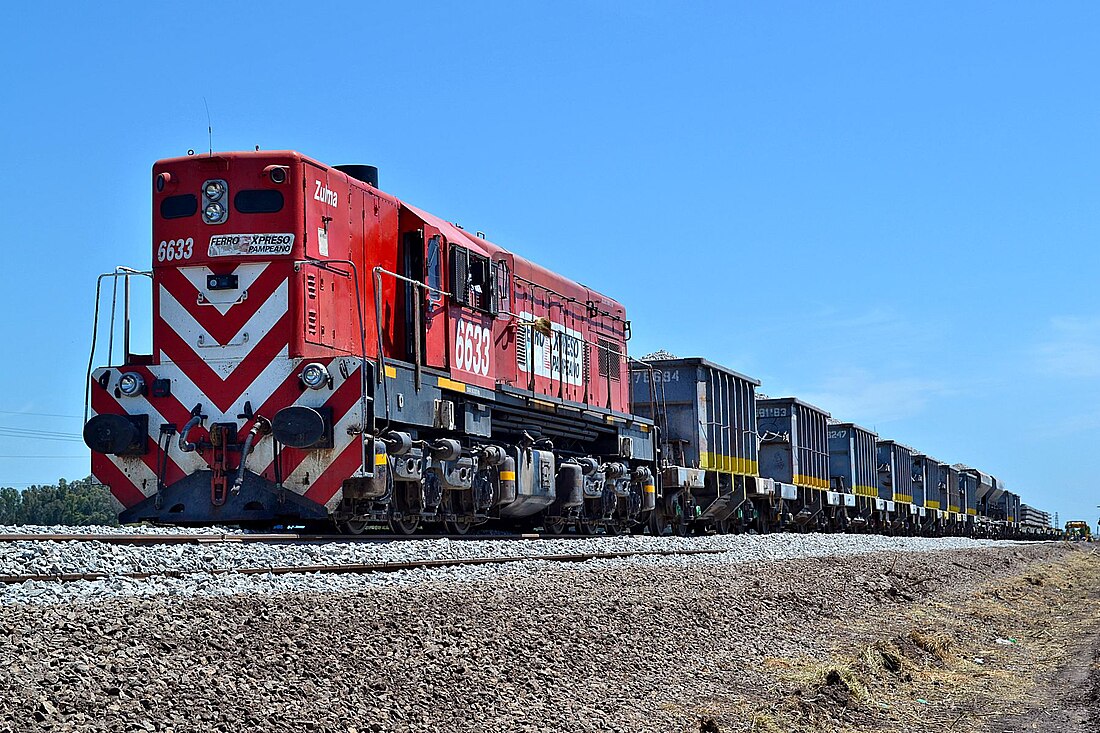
280, 394, 369, 511
178, 262, 271, 315
91, 369, 207, 495
158, 278, 288, 370
252, 358, 365, 497
155, 346, 296, 424
92, 357, 366, 509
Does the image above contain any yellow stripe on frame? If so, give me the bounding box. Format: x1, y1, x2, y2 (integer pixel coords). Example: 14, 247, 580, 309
384, 365, 397, 379
499, 471, 516, 481
374, 453, 388, 465
437, 376, 467, 393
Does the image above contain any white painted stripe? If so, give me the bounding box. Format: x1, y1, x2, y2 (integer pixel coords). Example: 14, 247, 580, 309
155, 346, 295, 424
178, 262, 270, 316
158, 277, 288, 369
255, 359, 365, 497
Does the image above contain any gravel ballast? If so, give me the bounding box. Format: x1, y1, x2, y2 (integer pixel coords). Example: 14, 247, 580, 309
0, 541, 1074, 733
0, 533, 1030, 604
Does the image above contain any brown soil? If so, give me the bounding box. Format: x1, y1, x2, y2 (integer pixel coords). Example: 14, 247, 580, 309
714, 544, 1100, 733
0, 542, 1095, 733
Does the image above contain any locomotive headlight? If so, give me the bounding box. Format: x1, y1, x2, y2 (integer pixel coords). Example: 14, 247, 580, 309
203, 180, 226, 201
203, 201, 225, 223
118, 372, 145, 397
300, 362, 330, 390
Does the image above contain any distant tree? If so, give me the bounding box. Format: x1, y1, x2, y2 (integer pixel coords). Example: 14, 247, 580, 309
0, 476, 118, 526
0, 487, 19, 524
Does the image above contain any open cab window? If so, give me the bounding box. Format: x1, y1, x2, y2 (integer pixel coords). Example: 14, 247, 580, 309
450, 246, 498, 315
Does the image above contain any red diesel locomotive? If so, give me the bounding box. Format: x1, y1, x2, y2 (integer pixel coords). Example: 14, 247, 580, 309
83, 151, 656, 533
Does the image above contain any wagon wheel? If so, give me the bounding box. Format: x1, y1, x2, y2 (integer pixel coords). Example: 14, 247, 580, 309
714, 519, 731, 535
670, 496, 691, 537
389, 482, 422, 536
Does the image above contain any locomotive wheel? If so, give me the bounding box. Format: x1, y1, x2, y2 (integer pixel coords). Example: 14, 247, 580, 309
341, 519, 369, 535
443, 491, 475, 535
576, 519, 599, 536
543, 516, 568, 536
648, 511, 669, 536
445, 517, 473, 535
389, 513, 420, 536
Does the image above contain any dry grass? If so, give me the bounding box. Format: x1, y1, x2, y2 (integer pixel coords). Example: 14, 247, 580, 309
729, 547, 1100, 733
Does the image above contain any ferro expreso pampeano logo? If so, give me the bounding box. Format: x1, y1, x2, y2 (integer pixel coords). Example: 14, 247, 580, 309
208, 233, 295, 257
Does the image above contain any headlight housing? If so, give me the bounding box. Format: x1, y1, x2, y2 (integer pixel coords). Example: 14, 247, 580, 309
203, 180, 226, 201
203, 201, 226, 223
300, 362, 330, 390
202, 179, 228, 224
118, 372, 145, 397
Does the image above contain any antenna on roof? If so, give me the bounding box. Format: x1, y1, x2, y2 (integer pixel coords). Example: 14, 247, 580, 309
203, 97, 213, 156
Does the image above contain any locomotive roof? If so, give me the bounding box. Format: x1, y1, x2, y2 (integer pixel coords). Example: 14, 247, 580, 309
401, 201, 626, 316
155, 150, 627, 318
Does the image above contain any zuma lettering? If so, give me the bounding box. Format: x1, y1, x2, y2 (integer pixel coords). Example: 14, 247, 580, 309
314, 180, 339, 207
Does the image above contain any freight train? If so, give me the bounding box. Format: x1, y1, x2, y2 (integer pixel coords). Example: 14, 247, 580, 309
82, 150, 1056, 539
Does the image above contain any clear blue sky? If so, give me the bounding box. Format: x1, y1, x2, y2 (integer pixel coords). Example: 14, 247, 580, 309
2, 2, 1097, 526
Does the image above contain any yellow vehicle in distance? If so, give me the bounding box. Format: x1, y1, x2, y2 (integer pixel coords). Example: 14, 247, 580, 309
1065, 521, 1092, 541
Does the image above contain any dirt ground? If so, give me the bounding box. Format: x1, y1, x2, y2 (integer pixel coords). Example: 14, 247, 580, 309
712, 544, 1100, 733
1, 542, 1096, 733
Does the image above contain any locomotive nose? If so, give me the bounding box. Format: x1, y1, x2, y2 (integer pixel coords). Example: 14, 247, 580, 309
83, 414, 143, 455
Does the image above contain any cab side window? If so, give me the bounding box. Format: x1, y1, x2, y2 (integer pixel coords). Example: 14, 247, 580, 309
449, 246, 496, 314
427, 236, 443, 305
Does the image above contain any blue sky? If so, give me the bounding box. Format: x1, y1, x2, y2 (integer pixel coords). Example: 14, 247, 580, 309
1, 2, 1097, 526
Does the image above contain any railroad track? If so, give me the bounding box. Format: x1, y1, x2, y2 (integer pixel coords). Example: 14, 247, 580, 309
0, 531, 542, 545
0, 547, 728, 585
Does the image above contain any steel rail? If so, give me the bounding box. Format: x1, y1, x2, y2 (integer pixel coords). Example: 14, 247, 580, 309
0, 532, 542, 545
0, 547, 728, 585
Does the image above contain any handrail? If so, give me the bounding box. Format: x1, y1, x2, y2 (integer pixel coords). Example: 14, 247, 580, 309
297, 258, 372, 479
84, 267, 153, 423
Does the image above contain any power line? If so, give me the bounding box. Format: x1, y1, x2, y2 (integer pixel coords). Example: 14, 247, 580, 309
0, 456, 88, 459
0, 427, 85, 443
0, 410, 83, 419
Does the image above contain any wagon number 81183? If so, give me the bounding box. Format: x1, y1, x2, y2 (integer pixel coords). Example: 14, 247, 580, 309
157, 238, 194, 262
455, 320, 491, 377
